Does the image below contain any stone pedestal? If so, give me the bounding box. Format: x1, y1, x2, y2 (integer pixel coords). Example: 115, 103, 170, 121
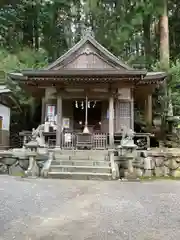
117, 141, 138, 179
25, 152, 39, 177
133, 154, 143, 177
41, 151, 54, 178
143, 156, 153, 177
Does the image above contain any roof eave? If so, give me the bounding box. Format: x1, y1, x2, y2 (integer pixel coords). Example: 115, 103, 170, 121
145, 72, 167, 80
0, 91, 21, 111
9, 73, 27, 81
21, 69, 147, 78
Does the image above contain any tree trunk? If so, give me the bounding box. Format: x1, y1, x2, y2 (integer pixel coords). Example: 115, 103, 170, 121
159, 0, 169, 70
33, 4, 39, 51
143, 14, 151, 69
22, 5, 34, 48
159, 0, 171, 143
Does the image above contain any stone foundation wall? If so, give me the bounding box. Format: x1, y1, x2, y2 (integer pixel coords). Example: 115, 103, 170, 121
116, 148, 180, 178
1, 147, 180, 179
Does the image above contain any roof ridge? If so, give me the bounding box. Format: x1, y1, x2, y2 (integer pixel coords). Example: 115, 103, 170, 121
46, 37, 87, 70
87, 35, 133, 70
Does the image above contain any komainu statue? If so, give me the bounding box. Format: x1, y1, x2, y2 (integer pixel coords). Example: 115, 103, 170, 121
31, 124, 46, 147
121, 126, 135, 145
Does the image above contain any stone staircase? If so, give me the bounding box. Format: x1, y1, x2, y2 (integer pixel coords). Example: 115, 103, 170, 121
48, 150, 113, 180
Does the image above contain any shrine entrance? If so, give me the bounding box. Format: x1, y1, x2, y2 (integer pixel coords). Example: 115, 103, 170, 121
73, 100, 102, 133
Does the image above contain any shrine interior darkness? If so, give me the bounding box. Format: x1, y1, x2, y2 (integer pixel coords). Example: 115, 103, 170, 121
73, 100, 102, 131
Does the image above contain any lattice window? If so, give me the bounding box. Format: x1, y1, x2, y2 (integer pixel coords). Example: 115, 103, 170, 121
120, 102, 130, 117
120, 102, 131, 129
115, 101, 131, 132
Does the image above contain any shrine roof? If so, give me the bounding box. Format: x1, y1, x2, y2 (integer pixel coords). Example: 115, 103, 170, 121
9, 30, 167, 84
0, 85, 21, 110
9, 69, 167, 84
139, 72, 167, 84
146, 71, 167, 79
46, 30, 133, 71
22, 69, 146, 77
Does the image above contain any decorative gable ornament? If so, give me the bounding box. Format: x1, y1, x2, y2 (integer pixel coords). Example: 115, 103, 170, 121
82, 27, 95, 38
82, 47, 91, 55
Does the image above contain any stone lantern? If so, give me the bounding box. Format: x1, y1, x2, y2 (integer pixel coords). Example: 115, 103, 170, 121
24, 140, 39, 177
121, 140, 137, 178
117, 128, 138, 179
0, 152, 18, 174
25, 139, 39, 152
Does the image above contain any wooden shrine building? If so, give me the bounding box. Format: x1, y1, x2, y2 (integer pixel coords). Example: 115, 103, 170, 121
10, 31, 167, 149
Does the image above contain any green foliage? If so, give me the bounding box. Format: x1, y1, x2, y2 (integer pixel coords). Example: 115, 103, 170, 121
0, 0, 170, 67
0, 48, 47, 72
169, 61, 180, 115
151, 59, 180, 116
0, 47, 47, 109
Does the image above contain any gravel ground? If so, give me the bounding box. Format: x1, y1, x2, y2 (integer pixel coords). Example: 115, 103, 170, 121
0, 176, 180, 240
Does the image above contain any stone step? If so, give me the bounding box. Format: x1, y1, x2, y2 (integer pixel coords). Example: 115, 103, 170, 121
54, 150, 109, 155
71, 155, 107, 161
54, 154, 108, 161
50, 165, 112, 174
54, 155, 70, 160
48, 171, 112, 180
51, 160, 110, 167
54, 150, 108, 157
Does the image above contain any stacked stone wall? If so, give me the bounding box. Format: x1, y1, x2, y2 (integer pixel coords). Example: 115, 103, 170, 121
116, 148, 180, 178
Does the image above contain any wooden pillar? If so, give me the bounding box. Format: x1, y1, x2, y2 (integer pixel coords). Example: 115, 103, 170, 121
41, 97, 45, 124
109, 96, 114, 147
56, 94, 62, 148
145, 94, 152, 126
130, 99, 134, 130
131, 89, 134, 130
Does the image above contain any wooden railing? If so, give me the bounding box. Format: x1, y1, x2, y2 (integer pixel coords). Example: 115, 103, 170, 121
47, 132, 108, 150
62, 133, 76, 149
93, 133, 108, 149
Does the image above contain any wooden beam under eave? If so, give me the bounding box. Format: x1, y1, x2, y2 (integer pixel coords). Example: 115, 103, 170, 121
26, 77, 139, 84
59, 91, 112, 99
19, 84, 45, 98
134, 85, 155, 97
